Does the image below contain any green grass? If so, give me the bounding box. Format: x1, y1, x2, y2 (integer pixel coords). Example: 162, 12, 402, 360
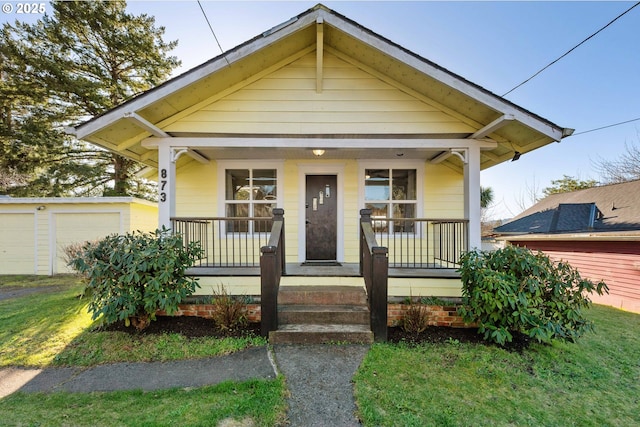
0, 377, 287, 427
354, 304, 640, 427
0, 275, 266, 368
0, 276, 94, 367
53, 331, 266, 366
1, 275, 286, 426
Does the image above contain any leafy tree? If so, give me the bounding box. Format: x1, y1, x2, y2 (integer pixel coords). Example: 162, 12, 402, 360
0, 0, 179, 197
594, 141, 640, 184
542, 175, 599, 197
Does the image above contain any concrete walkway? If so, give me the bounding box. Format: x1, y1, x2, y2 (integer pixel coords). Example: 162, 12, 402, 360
0, 344, 370, 426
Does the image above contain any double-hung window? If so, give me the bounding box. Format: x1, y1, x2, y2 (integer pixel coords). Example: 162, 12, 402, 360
224, 168, 277, 233
365, 168, 417, 233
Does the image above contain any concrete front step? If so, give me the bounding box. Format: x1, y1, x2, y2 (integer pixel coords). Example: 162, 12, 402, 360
278, 304, 370, 325
278, 285, 368, 306
269, 324, 374, 344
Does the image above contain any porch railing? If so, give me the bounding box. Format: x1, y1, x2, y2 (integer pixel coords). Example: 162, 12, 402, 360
370, 217, 469, 269
360, 209, 388, 342
260, 208, 286, 338
171, 216, 274, 268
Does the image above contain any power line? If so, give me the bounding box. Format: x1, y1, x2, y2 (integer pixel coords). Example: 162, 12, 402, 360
502, 2, 640, 97
572, 116, 640, 136
197, 0, 230, 66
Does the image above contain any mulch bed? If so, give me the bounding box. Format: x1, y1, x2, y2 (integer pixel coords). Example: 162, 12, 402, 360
102, 316, 532, 351
102, 316, 262, 339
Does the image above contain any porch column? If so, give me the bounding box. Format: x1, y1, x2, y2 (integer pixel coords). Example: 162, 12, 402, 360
464, 145, 481, 250
157, 144, 176, 230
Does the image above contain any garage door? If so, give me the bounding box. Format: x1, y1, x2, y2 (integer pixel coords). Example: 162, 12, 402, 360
54, 212, 121, 274
0, 213, 36, 274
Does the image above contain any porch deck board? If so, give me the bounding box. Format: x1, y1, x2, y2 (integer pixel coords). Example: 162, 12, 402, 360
187, 263, 460, 278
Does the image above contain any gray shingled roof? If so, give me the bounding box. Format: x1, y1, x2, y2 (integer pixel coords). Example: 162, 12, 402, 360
494, 180, 640, 235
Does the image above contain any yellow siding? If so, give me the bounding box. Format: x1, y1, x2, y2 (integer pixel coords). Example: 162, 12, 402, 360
165, 52, 474, 135
196, 276, 261, 296
342, 161, 360, 263
176, 160, 217, 217
54, 211, 122, 274
389, 277, 462, 298
193, 276, 462, 298
424, 163, 464, 218
0, 212, 36, 275
129, 202, 159, 232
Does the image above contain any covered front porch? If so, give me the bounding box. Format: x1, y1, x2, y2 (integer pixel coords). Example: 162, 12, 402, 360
171, 210, 468, 279
172, 208, 468, 341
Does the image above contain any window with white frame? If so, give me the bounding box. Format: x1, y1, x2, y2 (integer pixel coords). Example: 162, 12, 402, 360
365, 168, 417, 233
224, 168, 277, 232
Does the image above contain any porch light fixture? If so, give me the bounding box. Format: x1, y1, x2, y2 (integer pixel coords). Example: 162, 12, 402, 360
511, 151, 521, 162
312, 149, 325, 157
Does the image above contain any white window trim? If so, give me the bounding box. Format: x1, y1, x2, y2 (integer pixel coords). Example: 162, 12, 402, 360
217, 160, 284, 217
358, 160, 424, 235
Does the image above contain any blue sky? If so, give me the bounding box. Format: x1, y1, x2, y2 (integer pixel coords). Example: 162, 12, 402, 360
3, 1, 639, 219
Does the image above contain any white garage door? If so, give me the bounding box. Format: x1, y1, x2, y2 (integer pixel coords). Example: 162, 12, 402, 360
0, 213, 36, 275
54, 212, 121, 274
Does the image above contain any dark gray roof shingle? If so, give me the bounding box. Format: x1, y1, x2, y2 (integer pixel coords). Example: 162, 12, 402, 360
494, 180, 640, 235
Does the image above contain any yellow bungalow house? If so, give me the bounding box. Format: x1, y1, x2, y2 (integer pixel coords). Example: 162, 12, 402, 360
68, 5, 572, 341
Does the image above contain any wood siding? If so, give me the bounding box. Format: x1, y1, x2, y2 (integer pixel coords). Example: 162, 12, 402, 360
175, 158, 465, 297
165, 52, 474, 135
0, 200, 157, 275
512, 240, 640, 313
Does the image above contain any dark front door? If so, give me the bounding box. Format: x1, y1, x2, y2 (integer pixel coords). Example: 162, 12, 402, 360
305, 175, 337, 261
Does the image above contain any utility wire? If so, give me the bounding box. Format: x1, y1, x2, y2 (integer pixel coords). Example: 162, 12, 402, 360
572, 116, 640, 136
197, 0, 230, 66
502, 2, 640, 97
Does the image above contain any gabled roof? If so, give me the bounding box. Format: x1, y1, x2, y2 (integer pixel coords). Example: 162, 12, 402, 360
495, 180, 640, 236
69, 3, 572, 169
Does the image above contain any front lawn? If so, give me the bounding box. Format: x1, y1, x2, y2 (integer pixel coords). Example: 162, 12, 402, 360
0, 275, 266, 368
0, 377, 286, 427
0, 275, 286, 426
354, 304, 640, 426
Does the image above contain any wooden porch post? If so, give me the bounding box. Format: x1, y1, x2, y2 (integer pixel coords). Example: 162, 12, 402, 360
260, 246, 278, 337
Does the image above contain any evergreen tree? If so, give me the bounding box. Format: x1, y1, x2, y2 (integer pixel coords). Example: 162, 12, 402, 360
542, 175, 599, 197
0, 0, 179, 197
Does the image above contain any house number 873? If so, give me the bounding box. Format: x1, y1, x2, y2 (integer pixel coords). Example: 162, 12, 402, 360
160, 168, 168, 202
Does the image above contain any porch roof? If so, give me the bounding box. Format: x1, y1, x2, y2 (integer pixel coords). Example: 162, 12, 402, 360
69, 3, 572, 170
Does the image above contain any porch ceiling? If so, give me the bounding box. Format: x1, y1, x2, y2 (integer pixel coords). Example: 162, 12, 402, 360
70, 4, 571, 172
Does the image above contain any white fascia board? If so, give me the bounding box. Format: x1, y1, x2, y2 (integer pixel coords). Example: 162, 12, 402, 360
142, 137, 498, 150
323, 13, 565, 142
0, 197, 157, 207
73, 12, 319, 141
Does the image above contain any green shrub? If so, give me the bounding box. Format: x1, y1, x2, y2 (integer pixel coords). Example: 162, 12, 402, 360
69, 227, 203, 330
458, 246, 608, 345
210, 284, 248, 332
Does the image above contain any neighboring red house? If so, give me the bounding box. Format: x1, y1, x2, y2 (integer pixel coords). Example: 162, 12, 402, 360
494, 180, 640, 314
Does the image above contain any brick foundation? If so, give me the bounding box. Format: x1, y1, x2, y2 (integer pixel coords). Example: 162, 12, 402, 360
159, 303, 472, 328
157, 303, 262, 323
387, 303, 472, 328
